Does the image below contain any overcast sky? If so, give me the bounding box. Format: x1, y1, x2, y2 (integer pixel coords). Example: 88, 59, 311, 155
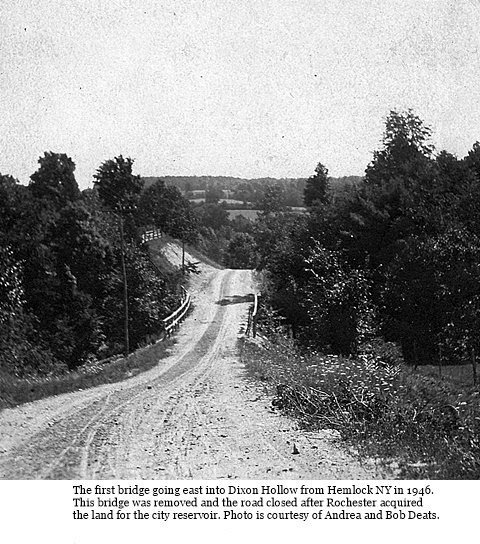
1, 0, 480, 188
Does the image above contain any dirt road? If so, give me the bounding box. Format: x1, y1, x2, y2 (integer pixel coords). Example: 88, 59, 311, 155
0, 246, 379, 480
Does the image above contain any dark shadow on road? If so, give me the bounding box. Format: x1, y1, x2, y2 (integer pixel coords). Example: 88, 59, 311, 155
216, 294, 254, 306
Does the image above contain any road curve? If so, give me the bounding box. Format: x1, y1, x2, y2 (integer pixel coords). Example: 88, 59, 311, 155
0, 266, 378, 480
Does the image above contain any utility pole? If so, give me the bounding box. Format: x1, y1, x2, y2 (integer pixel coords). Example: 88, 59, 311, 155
182, 237, 185, 274
119, 215, 130, 357
118, 209, 129, 357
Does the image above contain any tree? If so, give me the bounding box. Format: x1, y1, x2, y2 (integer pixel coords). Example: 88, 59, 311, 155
255, 211, 304, 270
0, 241, 59, 376
195, 203, 229, 232
0, 174, 31, 240
304, 162, 330, 207
94, 155, 144, 214
205, 185, 224, 204
164, 188, 197, 243
140, 180, 197, 242
225, 232, 258, 268
260, 186, 286, 215
382, 228, 480, 363
336, 110, 437, 269
365, 109, 434, 188
29, 152, 80, 208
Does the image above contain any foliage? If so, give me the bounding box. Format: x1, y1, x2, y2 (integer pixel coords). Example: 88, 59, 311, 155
139, 179, 197, 242
94, 155, 144, 214
242, 337, 480, 479
194, 202, 229, 232
254, 210, 303, 270
29, 152, 80, 209
0, 174, 31, 237
382, 228, 480, 363
365, 109, 434, 188
257, 110, 480, 373
303, 162, 330, 207
0, 243, 61, 377
0, 153, 187, 377
205, 184, 224, 204
260, 186, 287, 215
297, 242, 374, 354
260, 236, 374, 355
224, 232, 258, 269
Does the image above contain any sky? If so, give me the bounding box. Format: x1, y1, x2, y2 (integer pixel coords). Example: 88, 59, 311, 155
1, 0, 480, 189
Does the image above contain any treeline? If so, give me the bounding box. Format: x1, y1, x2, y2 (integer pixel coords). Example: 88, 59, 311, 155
254, 110, 480, 366
143, 175, 362, 208
0, 154, 196, 377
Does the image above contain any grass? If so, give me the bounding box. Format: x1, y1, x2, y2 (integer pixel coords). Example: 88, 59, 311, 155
240, 334, 480, 479
415, 362, 478, 388
183, 241, 224, 269
147, 235, 224, 270
0, 336, 176, 410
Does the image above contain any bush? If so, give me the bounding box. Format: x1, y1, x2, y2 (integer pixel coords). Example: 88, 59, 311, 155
242, 336, 480, 479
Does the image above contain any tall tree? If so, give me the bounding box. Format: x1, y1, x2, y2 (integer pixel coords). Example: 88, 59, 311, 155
225, 232, 258, 269
304, 162, 330, 207
94, 155, 144, 214
139, 180, 197, 241
0, 174, 29, 239
465, 141, 480, 181
29, 152, 80, 208
365, 109, 434, 188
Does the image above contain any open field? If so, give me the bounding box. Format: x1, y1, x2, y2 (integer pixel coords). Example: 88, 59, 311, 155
189, 198, 247, 205
227, 209, 260, 220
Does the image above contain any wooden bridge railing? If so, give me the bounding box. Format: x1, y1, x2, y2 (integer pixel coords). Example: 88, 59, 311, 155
163, 287, 191, 337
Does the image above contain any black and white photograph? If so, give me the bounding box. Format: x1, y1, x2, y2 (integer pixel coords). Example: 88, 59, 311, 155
0, 0, 479, 541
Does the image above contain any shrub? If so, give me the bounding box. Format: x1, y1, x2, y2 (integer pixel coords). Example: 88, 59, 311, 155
242, 336, 480, 479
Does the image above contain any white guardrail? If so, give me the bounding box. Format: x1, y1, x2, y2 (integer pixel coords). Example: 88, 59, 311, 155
142, 228, 162, 242
246, 292, 259, 338
163, 287, 191, 337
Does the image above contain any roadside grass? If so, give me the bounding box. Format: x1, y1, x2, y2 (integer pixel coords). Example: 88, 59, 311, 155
147, 237, 182, 275
415, 363, 478, 388
183, 242, 224, 269
240, 335, 480, 479
0, 336, 176, 411
148, 235, 224, 270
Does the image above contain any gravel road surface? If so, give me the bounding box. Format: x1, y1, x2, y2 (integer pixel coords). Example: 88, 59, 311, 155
0, 244, 379, 479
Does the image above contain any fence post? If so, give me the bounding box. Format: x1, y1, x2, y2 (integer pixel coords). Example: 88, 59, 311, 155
252, 293, 258, 338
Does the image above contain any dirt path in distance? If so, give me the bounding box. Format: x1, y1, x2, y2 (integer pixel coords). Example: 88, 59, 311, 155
0, 243, 382, 480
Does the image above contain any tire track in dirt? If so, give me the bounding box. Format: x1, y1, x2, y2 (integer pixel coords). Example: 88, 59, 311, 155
0, 268, 234, 479
82, 270, 237, 479
0, 264, 381, 480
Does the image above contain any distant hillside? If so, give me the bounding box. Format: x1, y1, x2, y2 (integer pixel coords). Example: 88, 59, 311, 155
142, 175, 363, 207
142, 175, 309, 191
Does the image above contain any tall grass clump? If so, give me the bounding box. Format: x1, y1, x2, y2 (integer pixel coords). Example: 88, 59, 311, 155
241, 335, 480, 479
0, 336, 175, 410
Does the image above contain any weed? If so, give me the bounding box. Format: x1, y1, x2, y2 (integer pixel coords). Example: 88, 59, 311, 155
241, 335, 480, 479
